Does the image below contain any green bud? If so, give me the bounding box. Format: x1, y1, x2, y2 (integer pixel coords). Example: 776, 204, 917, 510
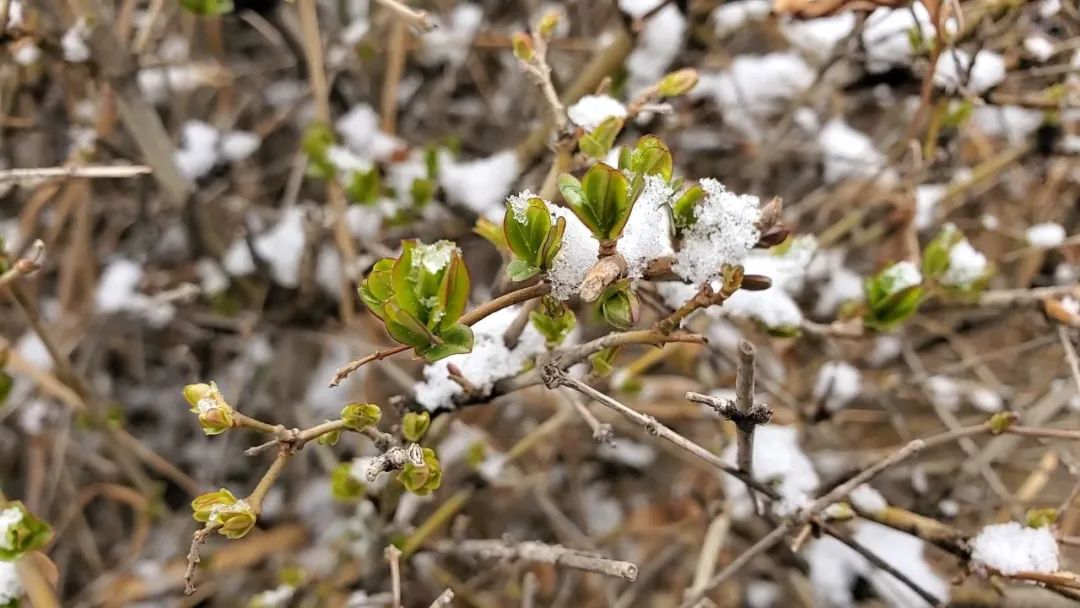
401, 411, 431, 442
192, 488, 238, 523
656, 68, 699, 97
1025, 508, 1059, 529
216, 502, 257, 539
186, 381, 235, 435
0, 501, 53, 561
397, 448, 442, 495
331, 463, 365, 502
512, 32, 534, 62
341, 402, 382, 431
823, 502, 855, 521
537, 10, 560, 39
989, 411, 1017, 435
317, 424, 342, 446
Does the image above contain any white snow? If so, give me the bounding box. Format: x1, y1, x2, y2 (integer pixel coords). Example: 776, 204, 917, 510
1024, 36, 1055, 62
619, 175, 674, 278
942, 239, 987, 288
938, 499, 959, 517
723, 424, 819, 519
806, 521, 949, 607
818, 118, 888, 184
718, 235, 816, 329
598, 440, 657, 469
220, 131, 261, 162
138, 65, 218, 104
414, 305, 548, 410
195, 258, 229, 295
672, 178, 761, 285
15, 332, 52, 371
1026, 222, 1066, 248
934, 50, 1006, 94
174, 120, 220, 181
95, 259, 176, 327
567, 95, 628, 132
62, 21, 91, 63
254, 207, 307, 288
418, 3, 483, 67
849, 484, 887, 513
0, 506, 24, 551
713, 1, 770, 36
924, 375, 961, 411
968, 386, 1003, 413
971, 522, 1059, 575
335, 104, 402, 163
915, 184, 946, 231
622, 0, 687, 94
780, 13, 856, 62
439, 150, 519, 219
723, 289, 803, 330
813, 361, 861, 412
880, 260, 922, 294
971, 105, 1043, 144
547, 205, 599, 300
810, 250, 864, 316
13, 43, 40, 66
0, 561, 21, 607
862, 5, 939, 73
692, 53, 814, 139
250, 585, 295, 608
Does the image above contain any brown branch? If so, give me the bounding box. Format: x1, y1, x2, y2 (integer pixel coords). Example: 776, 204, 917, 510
0, 239, 44, 289
435, 538, 638, 581
386, 545, 404, 608
373, 0, 435, 32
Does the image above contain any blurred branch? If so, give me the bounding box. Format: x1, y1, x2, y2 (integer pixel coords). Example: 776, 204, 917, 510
435, 538, 638, 581
0, 165, 151, 184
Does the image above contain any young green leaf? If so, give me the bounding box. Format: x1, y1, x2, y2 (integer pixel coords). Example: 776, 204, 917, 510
504, 197, 553, 267
579, 116, 624, 159
507, 259, 541, 281
437, 251, 470, 330
581, 163, 631, 240
358, 258, 396, 320
671, 184, 705, 230
628, 135, 673, 181
422, 323, 474, 361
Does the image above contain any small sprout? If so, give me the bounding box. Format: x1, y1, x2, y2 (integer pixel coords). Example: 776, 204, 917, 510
179, 0, 234, 16
619, 135, 674, 182
301, 122, 336, 179
504, 196, 565, 281
512, 32, 534, 62
1025, 508, 1059, 529
579, 116, 625, 159
596, 280, 639, 330
345, 168, 381, 205
341, 402, 382, 431
989, 411, 1016, 435
410, 177, 436, 208
558, 163, 633, 242
537, 10, 560, 39
402, 411, 431, 442
656, 68, 699, 98
183, 382, 235, 436
670, 184, 704, 231
863, 261, 924, 331
397, 447, 443, 495
358, 240, 474, 362
317, 424, 341, 446
331, 463, 365, 502
0, 501, 53, 561
529, 295, 576, 347
589, 346, 620, 377
191, 489, 256, 539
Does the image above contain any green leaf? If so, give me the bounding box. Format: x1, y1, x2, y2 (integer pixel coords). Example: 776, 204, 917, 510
331, 463, 365, 502
358, 258, 395, 320
671, 184, 705, 230
437, 251, 470, 330
402, 411, 431, 442
529, 297, 575, 347
390, 241, 422, 318
558, 174, 602, 235
507, 259, 541, 281
579, 116, 624, 159
581, 163, 631, 240
864, 285, 924, 331
596, 280, 638, 330
541, 216, 566, 270
0, 501, 53, 561
301, 122, 336, 179
628, 135, 673, 181
421, 323, 474, 362
180, 0, 234, 16
346, 168, 381, 205
588, 346, 619, 377
411, 178, 436, 208
921, 224, 961, 281
474, 218, 509, 252
0, 370, 12, 406
504, 197, 553, 267
384, 302, 438, 350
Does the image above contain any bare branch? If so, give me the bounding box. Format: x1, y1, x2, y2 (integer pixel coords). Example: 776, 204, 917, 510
436, 538, 637, 581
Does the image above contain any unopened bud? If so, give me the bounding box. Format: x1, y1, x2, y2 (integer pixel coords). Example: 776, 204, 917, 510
191, 488, 238, 523
512, 32, 534, 62
185, 381, 235, 435
537, 10, 560, 39
341, 402, 382, 431
741, 274, 773, 291
0, 501, 52, 561
656, 68, 699, 97
401, 411, 431, 442
757, 225, 790, 248
397, 447, 442, 495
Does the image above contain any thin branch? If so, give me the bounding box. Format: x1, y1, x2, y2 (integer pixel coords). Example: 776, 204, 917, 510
561, 389, 613, 444
0, 165, 152, 184
373, 0, 436, 32
546, 367, 779, 500
435, 538, 637, 581
184, 523, 221, 595
428, 589, 455, 608
0, 239, 45, 289
819, 522, 944, 607
386, 545, 403, 608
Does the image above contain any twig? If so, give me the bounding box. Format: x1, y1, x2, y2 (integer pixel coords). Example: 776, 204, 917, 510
435, 538, 638, 581
0, 165, 152, 183
428, 588, 455, 608
330, 282, 551, 386
819, 522, 944, 607
515, 27, 566, 131
366, 443, 425, 482
184, 523, 221, 595
546, 367, 779, 500
685, 506, 731, 602
561, 389, 613, 443
373, 0, 436, 32
0, 239, 44, 289
386, 545, 403, 608
1059, 326, 1080, 396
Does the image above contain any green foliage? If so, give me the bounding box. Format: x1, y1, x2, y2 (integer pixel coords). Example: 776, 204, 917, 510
402, 411, 431, 442
529, 296, 576, 347
503, 197, 565, 281
301, 122, 337, 179
922, 224, 962, 282
358, 240, 474, 361
656, 68, 699, 98
317, 425, 341, 446
331, 463, 365, 502
341, 402, 382, 431
345, 168, 381, 205
183, 382, 234, 435
397, 447, 442, 495
1025, 508, 1058, 529
0, 501, 52, 561
179, 0, 234, 16
619, 135, 673, 182
588, 346, 620, 377
579, 116, 624, 159
596, 279, 639, 330
863, 264, 924, 332
474, 217, 510, 253
558, 163, 632, 242
670, 184, 704, 231
191, 489, 256, 539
